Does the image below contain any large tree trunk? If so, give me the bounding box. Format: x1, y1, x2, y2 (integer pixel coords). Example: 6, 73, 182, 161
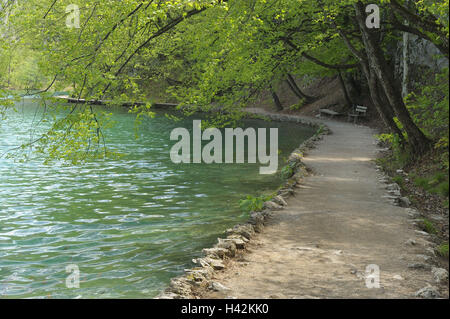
354, 1, 431, 156
370, 73, 405, 143
286, 73, 315, 102
336, 15, 405, 142
360, 61, 405, 141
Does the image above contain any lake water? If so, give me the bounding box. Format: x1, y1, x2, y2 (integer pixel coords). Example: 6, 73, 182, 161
0, 99, 314, 298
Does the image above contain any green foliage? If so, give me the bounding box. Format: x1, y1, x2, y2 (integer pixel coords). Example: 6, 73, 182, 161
16, 100, 120, 164
413, 176, 430, 189
419, 219, 438, 235
239, 194, 272, 213
435, 181, 449, 197
129, 103, 156, 139
392, 175, 405, 189
406, 68, 449, 137
435, 136, 449, 171
413, 172, 449, 197
289, 99, 306, 111
406, 68, 449, 169
376, 132, 411, 166
436, 243, 449, 258
280, 162, 298, 179
316, 125, 326, 136
377, 67, 448, 202
0, 89, 15, 119
1, 0, 448, 163
0, 21, 48, 90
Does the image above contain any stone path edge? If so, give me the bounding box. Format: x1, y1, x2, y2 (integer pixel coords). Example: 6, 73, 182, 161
155, 113, 331, 299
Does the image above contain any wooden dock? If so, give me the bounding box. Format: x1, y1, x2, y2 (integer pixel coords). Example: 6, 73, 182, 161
53, 96, 179, 109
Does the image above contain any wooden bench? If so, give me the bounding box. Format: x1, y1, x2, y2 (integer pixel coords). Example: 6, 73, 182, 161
319, 108, 342, 119
348, 105, 367, 124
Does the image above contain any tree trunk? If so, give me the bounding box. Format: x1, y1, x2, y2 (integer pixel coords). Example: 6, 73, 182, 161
402, 0, 411, 98
402, 29, 410, 98
370, 72, 405, 143
271, 89, 283, 111
360, 60, 405, 141
286, 73, 314, 102
336, 15, 403, 140
338, 70, 353, 108
7, 54, 12, 88
354, 1, 431, 156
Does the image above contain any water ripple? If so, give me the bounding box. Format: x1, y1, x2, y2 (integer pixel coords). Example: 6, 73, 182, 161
0, 101, 314, 298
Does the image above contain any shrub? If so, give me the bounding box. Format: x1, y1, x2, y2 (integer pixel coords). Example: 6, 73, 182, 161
392, 175, 405, 189
436, 243, 449, 259
433, 181, 449, 197
290, 98, 306, 111
414, 176, 431, 189
419, 219, 438, 235
406, 68, 449, 141
376, 132, 410, 167
239, 194, 273, 213
280, 162, 297, 179
406, 68, 449, 170
413, 173, 449, 197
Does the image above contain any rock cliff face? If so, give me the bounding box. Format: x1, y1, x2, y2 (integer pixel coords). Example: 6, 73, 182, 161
408, 38, 448, 70
394, 35, 448, 94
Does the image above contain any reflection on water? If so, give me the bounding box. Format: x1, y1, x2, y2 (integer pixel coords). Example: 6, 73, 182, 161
0, 100, 314, 298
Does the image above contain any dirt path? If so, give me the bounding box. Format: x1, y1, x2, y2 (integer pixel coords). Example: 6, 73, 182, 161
203, 115, 446, 299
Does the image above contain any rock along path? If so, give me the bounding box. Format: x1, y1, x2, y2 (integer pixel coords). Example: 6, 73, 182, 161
203, 112, 445, 299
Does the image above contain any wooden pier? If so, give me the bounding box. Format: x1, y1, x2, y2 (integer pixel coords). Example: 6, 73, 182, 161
53, 96, 179, 109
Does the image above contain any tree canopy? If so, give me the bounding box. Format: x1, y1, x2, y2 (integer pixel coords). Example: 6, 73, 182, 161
0, 0, 448, 162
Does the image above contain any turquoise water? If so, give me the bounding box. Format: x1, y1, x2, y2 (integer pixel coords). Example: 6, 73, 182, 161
0, 100, 314, 298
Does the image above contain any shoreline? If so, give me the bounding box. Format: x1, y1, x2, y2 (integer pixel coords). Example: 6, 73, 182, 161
156, 111, 331, 299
